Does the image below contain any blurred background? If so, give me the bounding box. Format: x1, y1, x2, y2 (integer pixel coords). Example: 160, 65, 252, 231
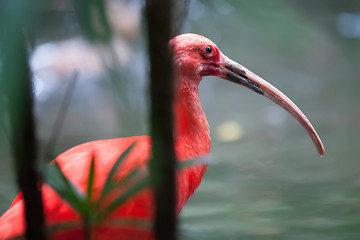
1, 0, 360, 239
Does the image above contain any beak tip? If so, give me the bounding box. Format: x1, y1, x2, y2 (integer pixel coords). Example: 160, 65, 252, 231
317, 143, 325, 157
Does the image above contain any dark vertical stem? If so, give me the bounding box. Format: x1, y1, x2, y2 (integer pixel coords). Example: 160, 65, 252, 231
0, 6, 46, 240
145, 0, 176, 240
44, 72, 78, 160
83, 215, 91, 240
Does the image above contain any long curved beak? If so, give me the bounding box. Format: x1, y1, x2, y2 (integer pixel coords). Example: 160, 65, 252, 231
219, 54, 325, 156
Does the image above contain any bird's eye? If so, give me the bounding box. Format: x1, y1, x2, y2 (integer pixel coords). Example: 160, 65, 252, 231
205, 46, 213, 55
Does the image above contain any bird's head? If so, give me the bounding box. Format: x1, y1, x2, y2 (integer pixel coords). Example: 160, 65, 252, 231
169, 33, 221, 80
170, 33, 325, 156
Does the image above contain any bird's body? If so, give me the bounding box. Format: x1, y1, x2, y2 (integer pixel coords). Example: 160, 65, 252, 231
0, 136, 207, 239
0, 34, 324, 239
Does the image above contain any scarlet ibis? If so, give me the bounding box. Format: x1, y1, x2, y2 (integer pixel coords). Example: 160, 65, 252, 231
0, 33, 324, 239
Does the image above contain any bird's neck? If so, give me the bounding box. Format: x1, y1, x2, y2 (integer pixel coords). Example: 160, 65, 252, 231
174, 79, 211, 161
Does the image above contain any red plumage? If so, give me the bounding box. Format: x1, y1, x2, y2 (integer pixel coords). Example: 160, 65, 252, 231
0, 136, 207, 239
0, 33, 324, 239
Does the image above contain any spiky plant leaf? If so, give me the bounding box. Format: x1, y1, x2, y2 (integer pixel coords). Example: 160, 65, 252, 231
100, 142, 136, 199
74, 0, 112, 42
46, 162, 86, 214
87, 156, 96, 202
102, 175, 150, 218
177, 157, 207, 170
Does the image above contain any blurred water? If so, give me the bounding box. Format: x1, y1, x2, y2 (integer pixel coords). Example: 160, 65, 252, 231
178, 1, 360, 239
1, 0, 360, 239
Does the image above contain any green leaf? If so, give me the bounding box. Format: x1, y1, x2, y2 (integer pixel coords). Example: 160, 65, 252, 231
46, 162, 87, 214
102, 175, 150, 218
46, 221, 82, 235
95, 168, 142, 214
74, 0, 112, 42
100, 141, 136, 200
7, 235, 26, 240
104, 217, 152, 230
177, 157, 208, 170
112, 169, 142, 190
87, 156, 96, 202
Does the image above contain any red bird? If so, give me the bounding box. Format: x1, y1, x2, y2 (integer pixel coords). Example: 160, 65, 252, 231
0, 34, 324, 239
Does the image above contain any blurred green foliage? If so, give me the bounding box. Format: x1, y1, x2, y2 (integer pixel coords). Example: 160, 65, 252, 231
44, 143, 151, 236
43, 141, 199, 236
74, 0, 112, 42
